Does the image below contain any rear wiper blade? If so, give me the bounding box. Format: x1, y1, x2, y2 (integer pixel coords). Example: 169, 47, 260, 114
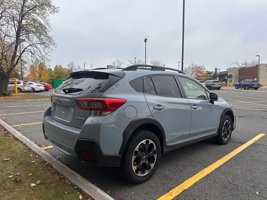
62, 88, 83, 93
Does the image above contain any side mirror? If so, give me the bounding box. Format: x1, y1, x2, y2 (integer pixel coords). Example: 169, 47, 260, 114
210, 92, 218, 103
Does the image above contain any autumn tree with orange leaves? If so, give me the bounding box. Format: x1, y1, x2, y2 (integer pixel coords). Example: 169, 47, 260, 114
184, 64, 210, 80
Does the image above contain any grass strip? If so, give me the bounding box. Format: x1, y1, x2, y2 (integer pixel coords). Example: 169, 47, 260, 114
0, 93, 49, 100
0, 127, 90, 200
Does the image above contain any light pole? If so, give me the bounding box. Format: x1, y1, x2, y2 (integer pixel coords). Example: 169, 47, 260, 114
144, 38, 147, 65
181, 0, 185, 72
134, 57, 137, 64
256, 55, 260, 65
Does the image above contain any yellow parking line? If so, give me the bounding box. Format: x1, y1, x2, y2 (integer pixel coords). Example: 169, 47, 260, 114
12, 122, 43, 127
0, 104, 49, 109
157, 133, 266, 200
0, 111, 44, 116
41, 145, 54, 150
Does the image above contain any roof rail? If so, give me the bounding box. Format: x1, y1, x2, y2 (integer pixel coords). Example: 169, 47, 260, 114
123, 64, 185, 74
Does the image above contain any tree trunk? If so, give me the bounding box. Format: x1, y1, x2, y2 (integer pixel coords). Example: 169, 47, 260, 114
0, 75, 9, 96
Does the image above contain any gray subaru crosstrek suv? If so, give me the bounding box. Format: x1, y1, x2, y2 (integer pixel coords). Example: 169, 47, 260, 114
43, 65, 235, 183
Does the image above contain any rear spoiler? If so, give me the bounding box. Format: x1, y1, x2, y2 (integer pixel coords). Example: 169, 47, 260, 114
69, 70, 125, 79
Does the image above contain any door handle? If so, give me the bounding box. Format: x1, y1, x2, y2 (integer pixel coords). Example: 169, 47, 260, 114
153, 104, 165, 111
191, 105, 198, 110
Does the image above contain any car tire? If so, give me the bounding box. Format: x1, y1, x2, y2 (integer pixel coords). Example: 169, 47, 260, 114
215, 115, 233, 145
31, 87, 35, 92
18, 88, 22, 93
235, 85, 239, 89
122, 130, 161, 184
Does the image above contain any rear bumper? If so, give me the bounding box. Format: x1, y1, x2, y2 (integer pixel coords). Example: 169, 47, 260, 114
43, 107, 121, 167
43, 107, 80, 155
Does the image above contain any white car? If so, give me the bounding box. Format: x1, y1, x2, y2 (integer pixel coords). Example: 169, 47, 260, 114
8, 80, 32, 92
27, 81, 45, 92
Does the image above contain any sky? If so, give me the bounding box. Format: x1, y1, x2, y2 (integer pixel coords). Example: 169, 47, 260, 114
49, 0, 267, 71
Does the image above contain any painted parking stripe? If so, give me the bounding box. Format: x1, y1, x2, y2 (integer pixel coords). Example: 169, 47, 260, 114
0, 111, 44, 116
157, 133, 266, 200
12, 122, 43, 127
41, 145, 54, 150
0, 104, 49, 109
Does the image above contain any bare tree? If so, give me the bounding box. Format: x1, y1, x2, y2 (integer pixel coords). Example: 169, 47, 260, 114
150, 60, 164, 66
127, 58, 144, 66
67, 61, 80, 72
111, 60, 124, 68
233, 61, 257, 68
0, 0, 58, 95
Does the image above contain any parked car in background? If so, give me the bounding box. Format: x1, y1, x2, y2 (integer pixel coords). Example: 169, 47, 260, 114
43, 65, 235, 184
234, 79, 260, 90
41, 82, 53, 91
8, 80, 32, 92
204, 80, 222, 90
27, 81, 45, 92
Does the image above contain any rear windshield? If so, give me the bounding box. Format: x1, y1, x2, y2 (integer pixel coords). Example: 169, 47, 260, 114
54, 71, 124, 94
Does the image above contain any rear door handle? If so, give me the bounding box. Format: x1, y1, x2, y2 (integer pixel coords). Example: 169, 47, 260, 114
191, 105, 198, 110
153, 104, 165, 111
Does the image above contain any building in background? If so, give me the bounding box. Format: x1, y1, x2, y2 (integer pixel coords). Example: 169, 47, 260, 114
227, 64, 267, 86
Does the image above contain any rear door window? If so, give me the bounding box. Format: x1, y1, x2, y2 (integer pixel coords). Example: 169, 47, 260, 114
144, 76, 156, 95
150, 75, 181, 98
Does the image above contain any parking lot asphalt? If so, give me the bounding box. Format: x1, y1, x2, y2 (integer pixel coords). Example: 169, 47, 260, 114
0, 89, 266, 200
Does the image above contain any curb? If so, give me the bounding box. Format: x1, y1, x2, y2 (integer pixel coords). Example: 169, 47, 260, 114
0, 119, 114, 200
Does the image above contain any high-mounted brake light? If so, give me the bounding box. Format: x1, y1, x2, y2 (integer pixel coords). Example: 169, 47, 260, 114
75, 98, 126, 112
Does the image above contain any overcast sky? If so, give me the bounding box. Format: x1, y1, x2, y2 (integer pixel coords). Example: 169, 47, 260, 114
49, 0, 267, 71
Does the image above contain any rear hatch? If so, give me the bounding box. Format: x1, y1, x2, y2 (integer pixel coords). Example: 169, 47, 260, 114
51, 70, 125, 128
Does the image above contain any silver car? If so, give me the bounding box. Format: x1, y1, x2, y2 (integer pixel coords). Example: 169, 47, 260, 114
43, 65, 235, 183
204, 80, 222, 90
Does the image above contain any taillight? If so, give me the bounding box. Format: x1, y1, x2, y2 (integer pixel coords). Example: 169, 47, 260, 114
75, 98, 126, 113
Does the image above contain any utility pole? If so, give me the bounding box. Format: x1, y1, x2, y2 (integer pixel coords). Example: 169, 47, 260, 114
144, 38, 147, 65
181, 0, 185, 71
256, 55, 260, 65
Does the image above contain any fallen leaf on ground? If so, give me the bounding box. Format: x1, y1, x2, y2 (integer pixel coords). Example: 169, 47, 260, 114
2, 158, 10, 162
36, 180, 41, 185
30, 183, 36, 187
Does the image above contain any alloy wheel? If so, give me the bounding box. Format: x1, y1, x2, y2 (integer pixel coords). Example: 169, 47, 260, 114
131, 139, 157, 177
222, 119, 232, 140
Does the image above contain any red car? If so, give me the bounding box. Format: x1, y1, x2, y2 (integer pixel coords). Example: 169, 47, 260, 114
42, 82, 53, 91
